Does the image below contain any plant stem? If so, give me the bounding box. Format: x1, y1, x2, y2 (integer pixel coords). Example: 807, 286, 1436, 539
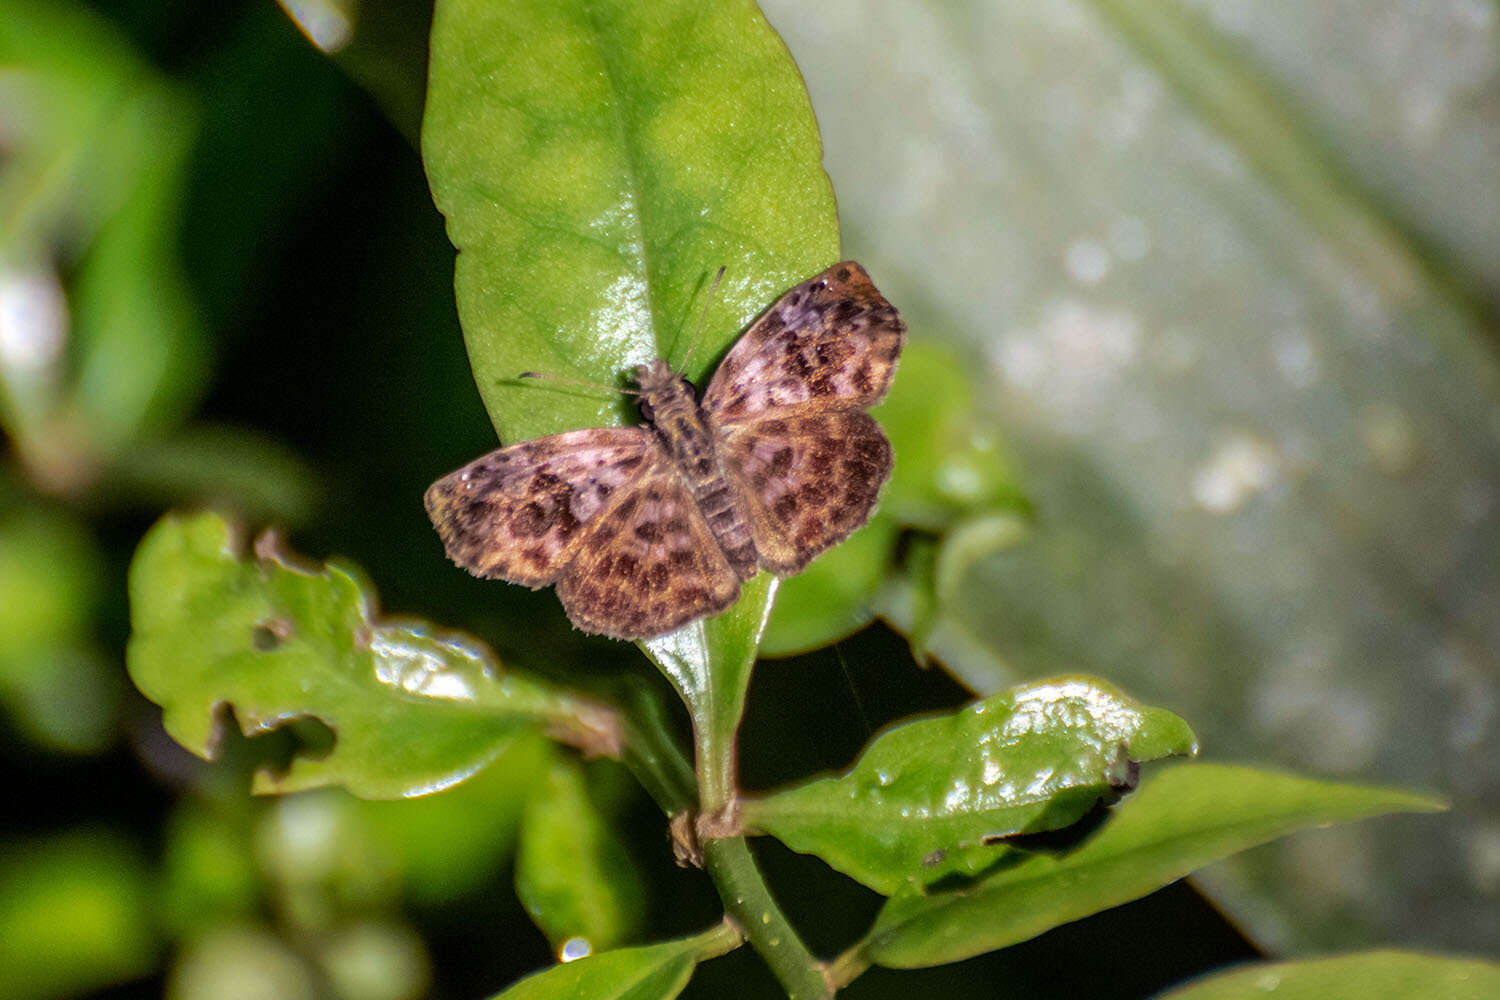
703, 836, 831, 1000
825, 945, 872, 992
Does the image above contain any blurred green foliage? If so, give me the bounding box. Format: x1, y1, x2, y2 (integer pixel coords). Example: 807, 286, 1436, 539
2, 0, 1497, 998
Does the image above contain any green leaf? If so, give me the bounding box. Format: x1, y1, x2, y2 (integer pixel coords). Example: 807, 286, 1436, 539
743, 676, 1197, 894
874, 341, 1027, 531
1155, 950, 1500, 1000
355, 735, 548, 905
516, 755, 647, 952
0, 832, 158, 1000
127, 512, 610, 798
489, 923, 739, 1000
423, 0, 840, 446
641, 574, 777, 809
860, 762, 1445, 969
760, 517, 897, 657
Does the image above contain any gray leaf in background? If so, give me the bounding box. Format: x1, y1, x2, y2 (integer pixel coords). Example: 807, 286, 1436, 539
763, 0, 1500, 956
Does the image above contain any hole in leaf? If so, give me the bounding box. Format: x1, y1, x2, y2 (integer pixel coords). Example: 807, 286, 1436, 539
251, 617, 294, 651
207, 702, 337, 780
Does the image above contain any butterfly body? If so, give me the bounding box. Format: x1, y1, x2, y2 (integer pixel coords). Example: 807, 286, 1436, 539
634, 358, 762, 581
426, 261, 905, 640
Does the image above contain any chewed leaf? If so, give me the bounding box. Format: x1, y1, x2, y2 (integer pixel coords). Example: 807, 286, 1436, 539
127, 512, 616, 798
742, 676, 1197, 895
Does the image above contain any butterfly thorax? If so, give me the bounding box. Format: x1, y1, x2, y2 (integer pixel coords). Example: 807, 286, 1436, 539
634, 359, 759, 580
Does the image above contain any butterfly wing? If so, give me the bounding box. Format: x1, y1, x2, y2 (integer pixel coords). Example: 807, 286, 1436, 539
424, 427, 660, 586
717, 409, 893, 575
556, 465, 741, 639
701, 261, 905, 422
702, 261, 903, 575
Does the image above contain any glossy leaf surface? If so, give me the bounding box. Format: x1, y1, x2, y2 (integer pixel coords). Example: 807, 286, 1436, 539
1156, 950, 1500, 1000
516, 755, 646, 952
423, 0, 839, 445
744, 676, 1197, 894
127, 512, 603, 798
862, 763, 1443, 968
489, 923, 738, 1000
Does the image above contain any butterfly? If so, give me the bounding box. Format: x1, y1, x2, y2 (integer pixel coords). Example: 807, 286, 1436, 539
424, 261, 906, 640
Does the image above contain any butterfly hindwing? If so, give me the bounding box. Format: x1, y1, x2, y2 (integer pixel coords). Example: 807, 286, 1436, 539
702, 261, 905, 424
557, 467, 741, 639
719, 409, 893, 575
423, 427, 659, 586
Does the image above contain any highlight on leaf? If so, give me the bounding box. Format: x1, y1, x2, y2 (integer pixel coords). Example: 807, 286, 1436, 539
742, 675, 1198, 894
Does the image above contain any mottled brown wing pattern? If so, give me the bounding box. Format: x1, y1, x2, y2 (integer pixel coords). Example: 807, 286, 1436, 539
719, 409, 893, 576
423, 428, 658, 586
701, 261, 905, 423
556, 469, 741, 639
426, 260, 905, 640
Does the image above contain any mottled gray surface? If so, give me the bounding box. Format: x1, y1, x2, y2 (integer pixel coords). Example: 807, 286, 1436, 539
762, 0, 1500, 956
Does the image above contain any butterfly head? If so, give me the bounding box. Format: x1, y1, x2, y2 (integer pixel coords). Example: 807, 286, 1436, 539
633, 357, 697, 424
632, 358, 676, 391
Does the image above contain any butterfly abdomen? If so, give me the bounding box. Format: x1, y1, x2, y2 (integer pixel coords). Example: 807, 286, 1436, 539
639, 362, 760, 581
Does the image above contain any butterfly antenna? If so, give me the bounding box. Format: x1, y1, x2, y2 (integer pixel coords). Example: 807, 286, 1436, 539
516, 371, 640, 396
678, 265, 726, 374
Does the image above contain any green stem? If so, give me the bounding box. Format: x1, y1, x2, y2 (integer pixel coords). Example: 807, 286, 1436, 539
703, 836, 830, 1000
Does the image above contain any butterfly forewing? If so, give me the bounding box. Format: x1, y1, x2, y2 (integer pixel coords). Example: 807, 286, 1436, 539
423, 428, 658, 585
556, 468, 741, 639
701, 261, 905, 424
719, 410, 893, 575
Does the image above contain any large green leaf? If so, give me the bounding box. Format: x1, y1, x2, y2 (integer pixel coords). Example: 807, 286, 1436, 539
744, 676, 1196, 894
127, 512, 614, 798
488, 923, 739, 1000
762, 0, 1500, 952
422, 0, 839, 445
1155, 950, 1500, 1000
858, 763, 1443, 970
